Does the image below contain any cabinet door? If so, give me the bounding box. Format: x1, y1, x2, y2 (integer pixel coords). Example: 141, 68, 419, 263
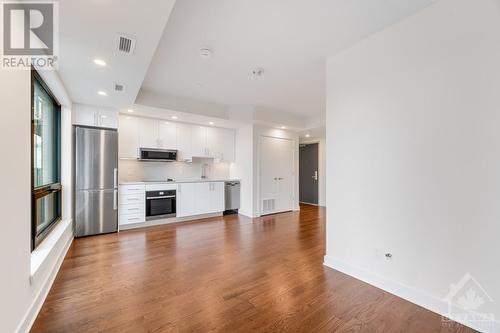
73, 104, 97, 127
195, 182, 211, 214
191, 126, 207, 157
177, 183, 196, 217
98, 108, 118, 129
158, 121, 177, 150
220, 129, 235, 162
209, 182, 225, 212
176, 123, 193, 161
118, 116, 140, 159
138, 118, 158, 149
206, 127, 222, 159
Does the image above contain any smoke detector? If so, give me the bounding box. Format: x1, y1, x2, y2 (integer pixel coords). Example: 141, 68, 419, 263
252, 68, 264, 76
199, 47, 213, 59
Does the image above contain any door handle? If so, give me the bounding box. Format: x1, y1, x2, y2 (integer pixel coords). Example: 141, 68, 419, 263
113, 190, 118, 210
114, 168, 118, 189
312, 171, 318, 181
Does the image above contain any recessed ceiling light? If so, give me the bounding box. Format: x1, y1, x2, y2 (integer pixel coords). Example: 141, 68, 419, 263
127, 109, 134, 113
305, 134, 311, 138
97, 91, 107, 96
171, 116, 178, 120
280, 126, 286, 129
209, 121, 214, 125
93, 58, 107, 67
164, 121, 170, 124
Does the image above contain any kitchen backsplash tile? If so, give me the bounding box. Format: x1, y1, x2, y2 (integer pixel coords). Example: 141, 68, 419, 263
119, 159, 230, 182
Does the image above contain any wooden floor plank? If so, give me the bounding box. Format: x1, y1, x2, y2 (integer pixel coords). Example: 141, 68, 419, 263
31, 205, 475, 332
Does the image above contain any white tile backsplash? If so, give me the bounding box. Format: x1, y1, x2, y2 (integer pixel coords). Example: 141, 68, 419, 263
119, 159, 231, 182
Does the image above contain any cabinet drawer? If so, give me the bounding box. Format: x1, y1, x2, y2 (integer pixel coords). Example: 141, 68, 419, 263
119, 193, 145, 204
119, 203, 145, 215
119, 185, 145, 195
119, 213, 145, 225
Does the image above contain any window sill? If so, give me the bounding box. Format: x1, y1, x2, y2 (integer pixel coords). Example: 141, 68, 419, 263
30, 219, 73, 283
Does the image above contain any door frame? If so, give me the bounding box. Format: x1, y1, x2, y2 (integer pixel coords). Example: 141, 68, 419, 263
258, 135, 297, 216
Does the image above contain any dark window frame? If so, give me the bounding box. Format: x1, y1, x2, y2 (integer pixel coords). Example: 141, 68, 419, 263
31, 69, 62, 251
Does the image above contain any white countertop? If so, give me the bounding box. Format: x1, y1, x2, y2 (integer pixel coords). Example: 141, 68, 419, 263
120, 179, 240, 185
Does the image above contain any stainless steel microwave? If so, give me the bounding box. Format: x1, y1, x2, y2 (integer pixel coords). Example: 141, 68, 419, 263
138, 148, 177, 162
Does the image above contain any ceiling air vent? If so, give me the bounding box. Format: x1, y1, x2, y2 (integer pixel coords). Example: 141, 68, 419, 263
116, 35, 136, 55
114, 83, 126, 93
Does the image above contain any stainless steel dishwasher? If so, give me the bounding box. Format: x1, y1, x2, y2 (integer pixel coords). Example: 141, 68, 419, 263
224, 181, 240, 214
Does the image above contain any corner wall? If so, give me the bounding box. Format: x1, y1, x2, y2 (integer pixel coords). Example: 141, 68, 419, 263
0, 69, 73, 333
325, 0, 500, 331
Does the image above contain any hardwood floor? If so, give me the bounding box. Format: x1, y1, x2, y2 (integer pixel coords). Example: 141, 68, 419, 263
31, 205, 474, 332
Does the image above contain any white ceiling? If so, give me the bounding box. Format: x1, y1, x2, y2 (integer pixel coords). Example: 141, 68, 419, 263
141, 0, 436, 117
58, 0, 176, 108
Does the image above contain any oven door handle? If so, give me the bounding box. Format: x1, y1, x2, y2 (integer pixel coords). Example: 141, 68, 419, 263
146, 195, 176, 199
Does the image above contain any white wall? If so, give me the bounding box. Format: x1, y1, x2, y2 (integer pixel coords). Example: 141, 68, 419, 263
0, 69, 73, 333
229, 125, 254, 217
325, 0, 500, 331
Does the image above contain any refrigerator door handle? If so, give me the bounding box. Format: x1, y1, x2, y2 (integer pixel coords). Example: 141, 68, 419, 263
113, 168, 118, 189
113, 189, 118, 210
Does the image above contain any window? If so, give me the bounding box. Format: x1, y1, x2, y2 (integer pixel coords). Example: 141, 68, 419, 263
31, 70, 61, 250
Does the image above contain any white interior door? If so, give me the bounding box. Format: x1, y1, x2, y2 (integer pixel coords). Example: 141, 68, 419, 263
260, 136, 294, 215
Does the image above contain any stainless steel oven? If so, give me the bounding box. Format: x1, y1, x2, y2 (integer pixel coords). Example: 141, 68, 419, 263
146, 189, 176, 220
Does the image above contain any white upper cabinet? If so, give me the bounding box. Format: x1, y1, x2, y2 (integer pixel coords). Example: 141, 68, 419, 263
206, 127, 235, 162
191, 126, 208, 157
176, 123, 193, 161
73, 104, 118, 129
98, 108, 119, 129
118, 115, 235, 163
158, 121, 177, 150
138, 118, 158, 149
118, 115, 140, 159
220, 128, 235, 162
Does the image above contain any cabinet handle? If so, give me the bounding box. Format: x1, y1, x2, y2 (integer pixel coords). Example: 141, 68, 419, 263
113, 190, 117, 210
127, 208, 139, 211
113, 168, 118, 189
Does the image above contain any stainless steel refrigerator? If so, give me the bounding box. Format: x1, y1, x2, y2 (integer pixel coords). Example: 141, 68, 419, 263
75, 126, 118, 237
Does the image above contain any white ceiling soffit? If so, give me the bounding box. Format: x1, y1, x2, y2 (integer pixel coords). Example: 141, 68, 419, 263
57, 0, 176, 109
124, 105, 247, 130
136, 89, 308, 130
141, 0, 436, 117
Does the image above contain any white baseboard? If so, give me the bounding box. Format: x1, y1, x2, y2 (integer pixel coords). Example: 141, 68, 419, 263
238, 210, 257, 218
119, 212, 223, 230
323, 256, 500, 333
17, 222, 73, 333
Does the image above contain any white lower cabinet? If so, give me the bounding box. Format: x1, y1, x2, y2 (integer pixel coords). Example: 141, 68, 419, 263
177, 182, 225, 217
177, 183, 196, 218
209, 182, 225, 213
119, 185, 146, 226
